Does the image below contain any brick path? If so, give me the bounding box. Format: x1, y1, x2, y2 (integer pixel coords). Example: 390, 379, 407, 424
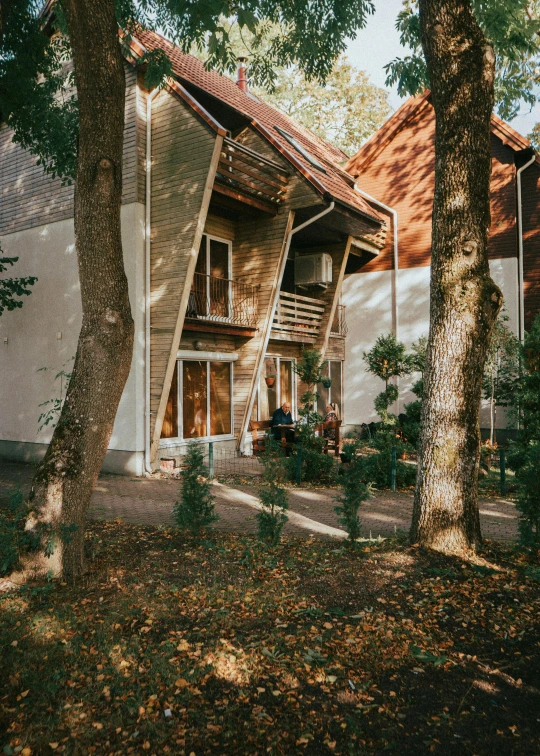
0, 460, 518, 542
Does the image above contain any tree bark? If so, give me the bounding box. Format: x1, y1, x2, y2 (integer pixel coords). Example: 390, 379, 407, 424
410, 0, 502, 553
26, 0, 133, 579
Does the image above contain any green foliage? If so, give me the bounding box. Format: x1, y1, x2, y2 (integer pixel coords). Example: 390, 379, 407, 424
257, 439, 288, 545
288, 442, 336, 485
343, 431, 416, 490
37, 357, 74, 432
401, 399, 422, 447
255, 55, 391, 156
512, 442, 540, 546
0, 489, 33, 575
0, 252, 37, 316
294, 347, 326, 435
174, 443, 218, 533
528, 122, 540, 151
335, 440, 370, 541
363, 333, 414, 425
482, 311, 520, 441
1, 0, 376, 184
385, 0, 540, 120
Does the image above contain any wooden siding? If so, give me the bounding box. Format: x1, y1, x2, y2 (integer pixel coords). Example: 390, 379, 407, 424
0, 65, 140, 236
312, 238, 352, 357
148, 88, 221, 453
204, 212, 235, 241
326, 336, 345, 361
226, 127, 323, 444
353, 100, 520, 274
522, 163, 540, 330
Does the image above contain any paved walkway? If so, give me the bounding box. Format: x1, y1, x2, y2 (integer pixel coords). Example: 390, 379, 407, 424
0, 461, 518, 542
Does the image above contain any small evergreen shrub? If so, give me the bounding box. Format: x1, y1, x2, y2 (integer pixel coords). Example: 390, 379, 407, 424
335, 443, 370, 541
174, 443, 218, 533
511, 442, 540, 546
342, 431, 416, 489
257, 439, 289, 545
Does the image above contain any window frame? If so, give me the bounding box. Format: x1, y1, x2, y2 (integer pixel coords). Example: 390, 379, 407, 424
159, 357, 235, 446
256, 355, 297, 421
319, 360, 343, 416
196, 234, 233, 322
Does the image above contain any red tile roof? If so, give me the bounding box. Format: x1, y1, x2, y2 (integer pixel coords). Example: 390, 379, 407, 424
346, 91, 538, 177
131, 29, 383, 226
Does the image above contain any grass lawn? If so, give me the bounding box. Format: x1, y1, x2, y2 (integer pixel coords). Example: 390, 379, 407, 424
1, 522, 539, 755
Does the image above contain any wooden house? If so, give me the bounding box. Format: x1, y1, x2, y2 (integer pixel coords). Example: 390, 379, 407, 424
0, 30, 385, 474
341, 92, 540, 433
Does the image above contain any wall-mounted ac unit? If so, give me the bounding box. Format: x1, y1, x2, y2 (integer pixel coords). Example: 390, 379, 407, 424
294, 253, 333, 288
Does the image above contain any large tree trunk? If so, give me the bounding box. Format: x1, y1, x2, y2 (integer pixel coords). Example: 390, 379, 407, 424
410, 0, 502, 553
26, 0, 133, 579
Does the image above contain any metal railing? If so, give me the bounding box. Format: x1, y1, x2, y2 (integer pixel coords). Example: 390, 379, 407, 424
214, 137, 290, 215
272, 291, 325, 341
330, 304, 348, 337
186, 272, 258, 327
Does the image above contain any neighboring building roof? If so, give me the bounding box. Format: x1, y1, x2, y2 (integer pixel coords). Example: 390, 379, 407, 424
130, 29, 383, 226
346, 91, 538, 177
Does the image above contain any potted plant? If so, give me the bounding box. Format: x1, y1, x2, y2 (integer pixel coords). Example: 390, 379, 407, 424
265, 373, 276, 387
321, 376, 332, 389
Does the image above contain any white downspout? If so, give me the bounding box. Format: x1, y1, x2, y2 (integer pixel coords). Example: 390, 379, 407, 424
239, 202, 335, 451
517, 154, 535, 342
353, 185, 400, 411
145, 88, 160, 474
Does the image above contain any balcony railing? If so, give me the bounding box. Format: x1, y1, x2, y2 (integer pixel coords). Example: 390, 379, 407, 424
213, 137, 290, 215
186, 273, 258, 327
272, 291, 325, 342
330, 304, 348, 337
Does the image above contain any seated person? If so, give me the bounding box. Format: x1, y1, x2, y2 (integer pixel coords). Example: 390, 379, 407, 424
271, 401, 294, 442
323, 403, 339, 440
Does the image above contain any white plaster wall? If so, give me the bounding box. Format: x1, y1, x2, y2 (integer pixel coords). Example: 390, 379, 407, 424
343, 257, 519, 430
0, 202, 146, 451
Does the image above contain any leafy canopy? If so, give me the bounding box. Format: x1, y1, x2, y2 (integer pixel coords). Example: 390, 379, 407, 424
1, 0, 377, 183
385, 0, 540, 120
0, 252, 37, 316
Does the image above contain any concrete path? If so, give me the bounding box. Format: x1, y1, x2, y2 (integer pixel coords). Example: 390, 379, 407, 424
0, 460, 518, 542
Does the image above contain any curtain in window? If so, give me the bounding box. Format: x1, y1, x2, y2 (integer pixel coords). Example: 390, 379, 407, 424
161, 363, 178, 438
183, 361, 207, 438
210, 362, 231, 435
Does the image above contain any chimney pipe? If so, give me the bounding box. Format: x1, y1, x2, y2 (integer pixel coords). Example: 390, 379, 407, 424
236, 57, 248, 93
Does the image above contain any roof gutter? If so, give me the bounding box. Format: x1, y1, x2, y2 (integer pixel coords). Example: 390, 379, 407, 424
517, 152, 536, 342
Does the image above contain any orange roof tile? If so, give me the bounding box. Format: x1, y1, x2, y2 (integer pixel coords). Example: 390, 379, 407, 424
132, 29, 383, 226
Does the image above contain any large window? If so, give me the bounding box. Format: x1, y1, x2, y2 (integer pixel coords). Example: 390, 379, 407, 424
318, 360, 343, 419
161, 358, 233, 441
256, 356, 295, 421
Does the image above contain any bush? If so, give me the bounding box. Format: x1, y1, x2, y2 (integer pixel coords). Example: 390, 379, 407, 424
335, 443, 370, 541
257, 440, 288, 545
401, 399, 422, 447
174, 443, 218, 533
509, 442, 540, 546
287, 437, 336, 484
0, 488, 31, 575
342, 431, 416, 490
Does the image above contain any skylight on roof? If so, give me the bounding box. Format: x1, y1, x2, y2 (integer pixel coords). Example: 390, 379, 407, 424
274, 127, 327, 173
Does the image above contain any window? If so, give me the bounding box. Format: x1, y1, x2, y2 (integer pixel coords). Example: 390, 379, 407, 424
318, 361, 343, 419
256, 356, 295, 420
274, 127, 327, 173
189, 234, 232, 320
161, 358, 233, 441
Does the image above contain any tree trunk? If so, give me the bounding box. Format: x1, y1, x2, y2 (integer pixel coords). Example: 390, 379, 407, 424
410, 0, 502, 554
26, 0, 133, 579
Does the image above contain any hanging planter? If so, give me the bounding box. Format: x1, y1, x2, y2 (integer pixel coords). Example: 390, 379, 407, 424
265, 375, 276, 387
321, 376, 332, 389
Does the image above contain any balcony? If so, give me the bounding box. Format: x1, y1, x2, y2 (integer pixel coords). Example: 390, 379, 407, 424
184, 273, 259, 336
213, 137, 290, 215
271, 291, 325, 343
330, 305, 348, 337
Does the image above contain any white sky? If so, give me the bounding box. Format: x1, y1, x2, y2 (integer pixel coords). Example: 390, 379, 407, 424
345, 0, 540, 137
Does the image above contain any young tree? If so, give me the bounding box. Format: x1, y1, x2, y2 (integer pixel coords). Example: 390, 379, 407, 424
385, 0, 539, 554
482, 313, 520, 444
174, 443, 218, 533
1, 0, 376, 578
363, 333, 413, 425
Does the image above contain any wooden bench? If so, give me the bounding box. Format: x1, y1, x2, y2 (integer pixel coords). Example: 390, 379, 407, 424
316, 419, 342, 458
249, 420, 295, 455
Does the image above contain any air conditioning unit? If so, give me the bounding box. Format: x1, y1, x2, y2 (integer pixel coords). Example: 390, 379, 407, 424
294, 253, 333, 288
